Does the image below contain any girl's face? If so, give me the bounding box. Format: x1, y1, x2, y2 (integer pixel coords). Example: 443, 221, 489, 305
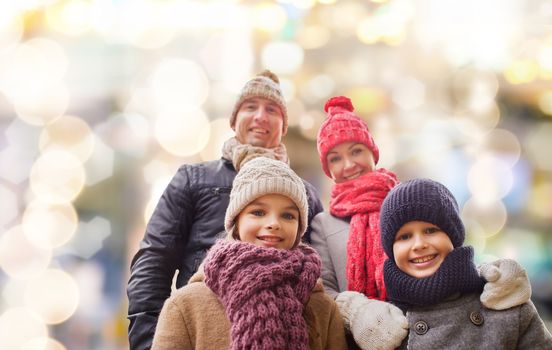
393, 221, 454, 279
326, 142, 376, 183
236, 194, 299, 250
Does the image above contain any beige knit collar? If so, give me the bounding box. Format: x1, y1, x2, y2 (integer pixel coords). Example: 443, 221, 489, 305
221, 136, 289, 171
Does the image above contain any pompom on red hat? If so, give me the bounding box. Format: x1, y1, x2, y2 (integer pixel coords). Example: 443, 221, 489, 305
317, 96, 380, 178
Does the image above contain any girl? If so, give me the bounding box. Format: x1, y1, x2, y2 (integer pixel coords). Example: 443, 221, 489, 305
152, 156, 347, 350
377, 178, 552, 349
311, 96, 532, 349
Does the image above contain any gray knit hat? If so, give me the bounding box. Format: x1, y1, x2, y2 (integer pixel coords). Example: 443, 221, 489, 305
380, 178, 465, 259
224, 157, 308, 247
230, 70, 288, 135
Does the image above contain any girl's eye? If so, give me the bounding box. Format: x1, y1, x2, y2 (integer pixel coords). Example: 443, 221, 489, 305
250, 210, 264, 217
282, 212, 297, 220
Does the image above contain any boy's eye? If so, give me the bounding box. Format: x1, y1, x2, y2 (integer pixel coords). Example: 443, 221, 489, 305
395, 233, 411, 241
425, 227, 440, 234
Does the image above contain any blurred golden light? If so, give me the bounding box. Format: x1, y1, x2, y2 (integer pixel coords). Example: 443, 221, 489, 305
0, 11, 24, 51
346, 87, 386, 116
199, 118, 234, 161
478, 128, 521, 166
0, 183, 18, 229
321, 2, 366, 36
318, 0, 337, 4
538, 44, 552, 79
0, 226, 51, 279
467, 155, 513, 203
286, 99, 306, 128
297, 25, 330, 50
391, 77, 426, 110
22, 201, 78, 249
24, 268, 79, 324
261, 41, 304, 75
118, 0, 174, 49
464, 219, 487, 253
504, 59, 539, 84
46, 0, 91, 37
0, 307, 48, 350
357, 17, 380, 45
26, 38, 68, 83
299, 110, 325, 141
39, 115, 95, 162
528, 181, 552, 220
151, 59, 209, 109
538, 90, 552, 116
461, 198, 507, 238
291, 0, 316, 9
279, 78, 296, 102
302, 74, 335, 101
252, 3, 287, 32
21, 337, 66, 350
14, 82, 69, 126
526, 122, 552, 171
30, 150, 86, 204
83, 135, 115, 186
154, 108, 211, 157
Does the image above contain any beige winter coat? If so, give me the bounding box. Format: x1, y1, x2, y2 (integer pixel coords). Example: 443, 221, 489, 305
151, 270, 347, 350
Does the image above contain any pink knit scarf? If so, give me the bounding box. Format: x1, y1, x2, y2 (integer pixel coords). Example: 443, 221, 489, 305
203, 240, 321, 350
329, 169, 399, 300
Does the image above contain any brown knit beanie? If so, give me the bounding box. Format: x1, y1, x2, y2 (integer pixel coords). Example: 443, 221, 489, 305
224, 157, 308, 248
230, 70, 288, 135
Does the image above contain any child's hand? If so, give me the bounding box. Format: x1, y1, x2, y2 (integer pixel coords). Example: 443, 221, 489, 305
336, 291, 408, 350
478, 258, 532, 310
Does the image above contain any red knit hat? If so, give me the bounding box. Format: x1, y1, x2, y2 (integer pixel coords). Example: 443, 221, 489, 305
317, 96, 380, 178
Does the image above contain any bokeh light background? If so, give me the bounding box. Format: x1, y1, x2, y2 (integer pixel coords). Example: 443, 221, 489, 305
0, 0, 551, 348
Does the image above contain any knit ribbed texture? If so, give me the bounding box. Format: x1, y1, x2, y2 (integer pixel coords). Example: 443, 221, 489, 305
230, 70, 288, 135
317, 96, 380, 178
330, 169, 399, 300
203, 240, 321, 350
380, 178, 465, 260
384, 246, 485, 311
221, 136, 289, 172
224, 157, 308, 247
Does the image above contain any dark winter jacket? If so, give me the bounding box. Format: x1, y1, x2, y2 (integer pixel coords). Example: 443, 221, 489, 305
126, 158, 323, 350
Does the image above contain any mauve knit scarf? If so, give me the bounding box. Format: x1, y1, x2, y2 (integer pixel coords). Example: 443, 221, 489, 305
330, 169, 399, 300
384, 246, 485, 312
203, 240, 321, 350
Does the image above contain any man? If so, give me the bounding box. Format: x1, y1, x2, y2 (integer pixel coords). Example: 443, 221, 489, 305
127, 70, 323, 350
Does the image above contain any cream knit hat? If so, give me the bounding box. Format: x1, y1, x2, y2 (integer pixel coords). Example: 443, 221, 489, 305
230, 70, 288, 135
224, 157, 308, 247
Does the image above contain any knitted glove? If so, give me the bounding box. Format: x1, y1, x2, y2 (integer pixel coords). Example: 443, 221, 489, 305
336, 291, 408, 350
478, 258, 532, 310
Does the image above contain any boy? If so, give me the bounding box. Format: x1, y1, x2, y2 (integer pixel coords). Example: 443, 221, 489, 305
378, 178, 552, 349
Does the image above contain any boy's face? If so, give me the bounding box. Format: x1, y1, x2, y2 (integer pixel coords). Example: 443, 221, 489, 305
233, 97, 284, 149
326, 141, 376, 183
393, 221, 454, 279
236, 194, 299, 250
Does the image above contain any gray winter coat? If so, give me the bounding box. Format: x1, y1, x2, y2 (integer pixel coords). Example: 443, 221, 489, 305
399, 293, 552, 349
310, 212, 350, 299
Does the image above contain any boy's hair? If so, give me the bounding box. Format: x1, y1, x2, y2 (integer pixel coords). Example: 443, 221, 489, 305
380, 178, 464, 259
224, 157, 308, 248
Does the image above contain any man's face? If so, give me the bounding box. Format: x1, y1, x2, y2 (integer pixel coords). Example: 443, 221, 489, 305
233, 97, 284, 149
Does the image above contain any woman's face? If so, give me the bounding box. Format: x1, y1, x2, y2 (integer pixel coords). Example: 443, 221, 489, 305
235, 194, 299, 250
326, 142, 376, 183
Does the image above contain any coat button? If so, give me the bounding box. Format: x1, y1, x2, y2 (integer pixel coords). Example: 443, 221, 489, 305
469, 311, 484, 326
413, 320, 429, 335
